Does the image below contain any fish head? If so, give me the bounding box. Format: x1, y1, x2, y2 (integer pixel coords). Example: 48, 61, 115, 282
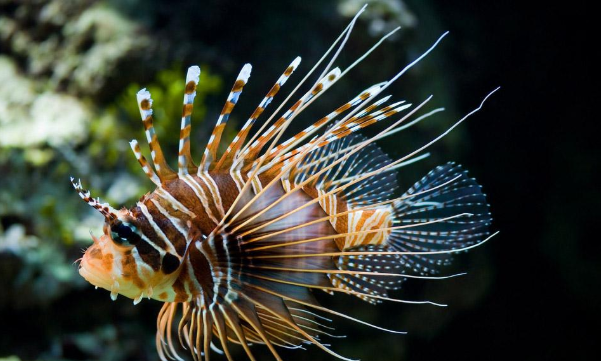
78, 207, 183, 304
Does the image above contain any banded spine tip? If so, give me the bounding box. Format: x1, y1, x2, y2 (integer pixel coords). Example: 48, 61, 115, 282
137, 88, 153, 119
136, 88, 152, 103
329, 67, 342, 79
322, 67, 341, 90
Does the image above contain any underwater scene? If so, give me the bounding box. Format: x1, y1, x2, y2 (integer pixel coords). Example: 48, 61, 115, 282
0, 0, 594, 360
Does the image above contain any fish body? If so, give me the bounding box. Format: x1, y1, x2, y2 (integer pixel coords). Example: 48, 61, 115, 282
72, 9, 495, 361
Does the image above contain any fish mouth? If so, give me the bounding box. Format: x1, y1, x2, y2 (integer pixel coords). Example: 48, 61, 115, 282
78, 242, 114, 293
78, 234, 148, 301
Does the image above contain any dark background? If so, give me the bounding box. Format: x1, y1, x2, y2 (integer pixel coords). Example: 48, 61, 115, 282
324, 1, 595, 359
0, 0, 595, 360
419, 2, 596, 359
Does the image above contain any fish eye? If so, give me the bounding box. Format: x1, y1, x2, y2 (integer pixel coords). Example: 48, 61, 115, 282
110, 222, 142, 246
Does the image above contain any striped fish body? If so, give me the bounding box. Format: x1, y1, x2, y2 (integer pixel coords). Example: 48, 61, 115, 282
121, 168, 393, 302
72, 9, 496, 361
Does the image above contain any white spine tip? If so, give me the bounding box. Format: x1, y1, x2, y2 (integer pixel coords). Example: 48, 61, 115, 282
186, 65, 201, 83
365, 84, 383, 94
137, 88, 151, 99
239, 63, 252, 82
291, 56, 302, 68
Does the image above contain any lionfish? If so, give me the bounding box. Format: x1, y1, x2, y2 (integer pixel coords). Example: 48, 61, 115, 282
72, 7, 498, 361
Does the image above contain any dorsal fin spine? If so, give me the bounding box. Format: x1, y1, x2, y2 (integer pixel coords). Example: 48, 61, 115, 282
178, 65, 201, 175
199, 64, 252, 173
137, 88, 176, 181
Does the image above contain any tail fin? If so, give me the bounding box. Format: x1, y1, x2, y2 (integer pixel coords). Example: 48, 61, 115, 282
330, 162, 491, 303
389, 162, 491, 275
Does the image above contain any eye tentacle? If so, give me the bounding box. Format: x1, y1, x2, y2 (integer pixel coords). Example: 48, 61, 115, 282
70, 177, 119, 221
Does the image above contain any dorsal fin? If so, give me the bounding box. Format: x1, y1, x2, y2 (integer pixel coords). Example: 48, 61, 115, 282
258, 95, 406, 176
239, 67, 341, 170
136, 89, 177, 181
199, 64, 252, 172
257, 84, 385, 174
293, 133, 398, 206
215, 57, 301, 171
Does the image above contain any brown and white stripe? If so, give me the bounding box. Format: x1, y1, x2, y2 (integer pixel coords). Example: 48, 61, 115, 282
200, 64, 252, 172
178, 66, 201, 175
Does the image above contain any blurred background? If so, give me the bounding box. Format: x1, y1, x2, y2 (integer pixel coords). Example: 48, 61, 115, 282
0, 0, 594, 360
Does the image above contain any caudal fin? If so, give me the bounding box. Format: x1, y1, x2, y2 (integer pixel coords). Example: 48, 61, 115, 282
329, 162, 491, 304
389, 162, 491, 275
